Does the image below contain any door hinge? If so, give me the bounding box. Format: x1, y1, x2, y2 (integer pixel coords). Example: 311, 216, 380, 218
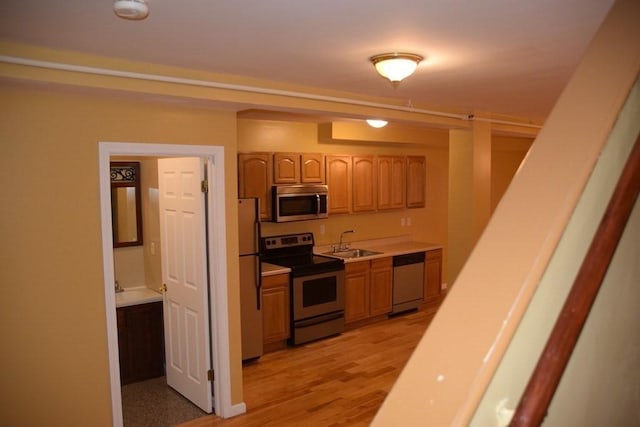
201, 180, 209, 193
208, 369, 215, 381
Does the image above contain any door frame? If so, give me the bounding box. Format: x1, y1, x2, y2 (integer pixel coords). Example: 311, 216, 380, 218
99, 142, 240, 426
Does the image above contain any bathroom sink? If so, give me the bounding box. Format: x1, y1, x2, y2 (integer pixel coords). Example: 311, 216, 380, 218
115, 287, 163, 308
324, 248, 382, 259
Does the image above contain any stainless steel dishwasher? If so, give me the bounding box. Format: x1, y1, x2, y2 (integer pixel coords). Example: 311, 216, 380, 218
392, 252, 425, 314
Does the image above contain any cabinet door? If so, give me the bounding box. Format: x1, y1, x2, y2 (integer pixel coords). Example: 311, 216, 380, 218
406, 156, 426, 208
262, 274, 290, 344
369, 257, 393, 316
344, 261, 369, 324
238, 153, 272, 220
352, 155, 377, 212
118, 302, 165, 385
273, 153, 300, 184
424, 249, 442, 302
116, 309, 130, 384
377, 156, 406, 210
301, 153, 325, 183
326, 155, 352, 214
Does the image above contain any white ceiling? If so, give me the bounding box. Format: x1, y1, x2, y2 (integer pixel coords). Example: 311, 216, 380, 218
0, 0, 614, 122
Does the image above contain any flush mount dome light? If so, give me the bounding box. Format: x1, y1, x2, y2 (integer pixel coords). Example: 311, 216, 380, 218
114, 0, 149, 20
366, 119, 388, 128
370, 52, 423, 85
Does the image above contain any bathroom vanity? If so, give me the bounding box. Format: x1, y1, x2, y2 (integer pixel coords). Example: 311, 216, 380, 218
117, 301, 165, 385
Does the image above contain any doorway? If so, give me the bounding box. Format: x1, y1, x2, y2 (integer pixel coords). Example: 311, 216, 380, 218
99, 142, 237, 426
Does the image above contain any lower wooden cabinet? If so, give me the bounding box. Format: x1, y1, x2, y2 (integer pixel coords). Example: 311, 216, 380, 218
345, 257, 393, 324
345, 261, 369, 323
117, 301, 165, 385
262, 273, 290, 344
424, 249, 443, 303
370, 257, 393, 316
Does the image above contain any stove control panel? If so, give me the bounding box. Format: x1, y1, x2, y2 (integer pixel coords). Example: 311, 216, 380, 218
262, 232, 314, 250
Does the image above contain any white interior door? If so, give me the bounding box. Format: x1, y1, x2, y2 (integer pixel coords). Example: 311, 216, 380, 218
158, 157, 212, 413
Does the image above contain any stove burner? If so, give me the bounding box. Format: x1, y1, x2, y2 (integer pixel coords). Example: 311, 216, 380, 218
260, 232, 343, 276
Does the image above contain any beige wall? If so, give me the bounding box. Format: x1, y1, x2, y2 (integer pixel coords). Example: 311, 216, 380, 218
139, 157, 162, 291
491, 136, 533, 212
0, 84, 239, 425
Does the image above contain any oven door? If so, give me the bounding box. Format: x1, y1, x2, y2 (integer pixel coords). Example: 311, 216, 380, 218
292, 269, 344, 321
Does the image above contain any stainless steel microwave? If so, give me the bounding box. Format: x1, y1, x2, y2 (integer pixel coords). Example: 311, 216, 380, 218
272, 184, 328, 222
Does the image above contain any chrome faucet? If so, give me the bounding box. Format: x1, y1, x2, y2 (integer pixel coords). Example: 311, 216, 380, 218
337, 229, 355, 251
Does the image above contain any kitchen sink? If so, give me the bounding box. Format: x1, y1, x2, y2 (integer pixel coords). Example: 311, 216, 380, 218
323, 248, 382, 259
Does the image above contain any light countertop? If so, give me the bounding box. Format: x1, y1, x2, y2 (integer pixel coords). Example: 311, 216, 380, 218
115, 287, 163, 308
261, 236, 442, 271
261, 262, 292, 277
314, 235, 442, 263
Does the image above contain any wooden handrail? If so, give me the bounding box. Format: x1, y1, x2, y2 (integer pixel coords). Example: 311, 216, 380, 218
510, 133, 640, 426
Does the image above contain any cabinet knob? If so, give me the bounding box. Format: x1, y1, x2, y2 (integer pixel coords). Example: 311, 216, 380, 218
159, 283, 167, 293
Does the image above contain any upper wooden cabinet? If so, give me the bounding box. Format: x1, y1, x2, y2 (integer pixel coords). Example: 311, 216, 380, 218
273, 153, 300, 184
301, 153, 325, 183
273, 153, 325, 184
326, 155, 352, 214
424, 248, 442, 303
238, 151, 428, 219
238, 153, 272, 220
352, 155, 377, 212
377, 156, 406, 210
406, 156, 426, 208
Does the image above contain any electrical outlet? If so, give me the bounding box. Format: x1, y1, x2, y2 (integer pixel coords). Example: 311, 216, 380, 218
407, 217, 412, 226
400, 218, 406, 226
319, 224, 325, 235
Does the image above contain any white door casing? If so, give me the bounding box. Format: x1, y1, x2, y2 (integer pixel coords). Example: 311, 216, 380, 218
99, 142, 243, 427
158, 157, 212, 412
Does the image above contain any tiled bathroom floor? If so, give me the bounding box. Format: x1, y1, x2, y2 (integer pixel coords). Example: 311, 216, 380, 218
122, 376, 207, 426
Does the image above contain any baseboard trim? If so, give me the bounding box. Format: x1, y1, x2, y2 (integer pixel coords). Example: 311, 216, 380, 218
226, 402, 247, 418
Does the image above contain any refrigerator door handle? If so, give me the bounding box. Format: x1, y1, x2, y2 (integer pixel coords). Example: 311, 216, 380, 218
255, 220, 261, 253
255, 256, 262, 311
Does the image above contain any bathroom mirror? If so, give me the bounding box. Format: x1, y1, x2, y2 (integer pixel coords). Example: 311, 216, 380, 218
110, 161, 143, 247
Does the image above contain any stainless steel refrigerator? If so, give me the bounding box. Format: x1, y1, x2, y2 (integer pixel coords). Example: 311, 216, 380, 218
238, 198, 263, 360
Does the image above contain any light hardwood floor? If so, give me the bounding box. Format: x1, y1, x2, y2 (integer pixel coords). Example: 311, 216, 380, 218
181, 306, 438, 427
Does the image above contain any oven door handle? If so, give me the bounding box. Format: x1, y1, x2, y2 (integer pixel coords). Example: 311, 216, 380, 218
295, 311, 344, 328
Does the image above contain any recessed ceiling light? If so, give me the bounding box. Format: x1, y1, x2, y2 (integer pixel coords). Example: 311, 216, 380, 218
114, 0, 149, 20
366, 119, 388, 128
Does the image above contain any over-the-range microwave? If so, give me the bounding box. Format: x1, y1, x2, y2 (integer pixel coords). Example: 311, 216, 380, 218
272, 184, 328, 222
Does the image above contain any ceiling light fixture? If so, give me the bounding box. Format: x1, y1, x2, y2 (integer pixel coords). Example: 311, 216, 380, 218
366, 119, 388, 128
370, 52, 423, 85
114, 0, 149, 20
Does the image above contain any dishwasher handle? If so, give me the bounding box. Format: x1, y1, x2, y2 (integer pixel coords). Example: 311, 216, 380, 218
393, 252, 426, 267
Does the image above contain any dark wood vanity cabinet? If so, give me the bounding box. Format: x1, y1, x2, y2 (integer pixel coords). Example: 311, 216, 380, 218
117, 302, 165, 385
